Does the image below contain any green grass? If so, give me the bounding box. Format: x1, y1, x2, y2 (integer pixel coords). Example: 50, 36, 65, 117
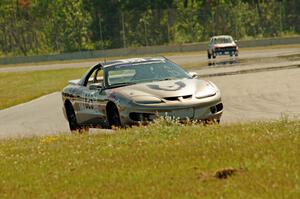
0, 68, 87, 110
0, 118, 299, 198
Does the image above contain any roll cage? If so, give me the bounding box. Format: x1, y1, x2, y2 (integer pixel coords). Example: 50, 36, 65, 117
79, 63, 103, 87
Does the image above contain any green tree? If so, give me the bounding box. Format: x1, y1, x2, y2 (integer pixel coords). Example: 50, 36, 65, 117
1, 0, 300, 56
44, 0, 91, 52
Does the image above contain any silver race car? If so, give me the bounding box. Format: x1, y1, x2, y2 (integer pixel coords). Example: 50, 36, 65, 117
62, 57, 223, 130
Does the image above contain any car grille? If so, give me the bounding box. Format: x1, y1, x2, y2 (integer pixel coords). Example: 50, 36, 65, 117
215, 46, 236, 52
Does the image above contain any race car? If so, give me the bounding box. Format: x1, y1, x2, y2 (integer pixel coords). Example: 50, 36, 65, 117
62, 57, 223, 131
207, 35, 238, 59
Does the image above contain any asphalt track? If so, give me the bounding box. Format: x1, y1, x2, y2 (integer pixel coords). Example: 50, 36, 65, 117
0, 47, 299, 73
0, 47, 299, 138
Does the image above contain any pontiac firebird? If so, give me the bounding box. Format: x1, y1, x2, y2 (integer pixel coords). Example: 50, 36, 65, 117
62, 57, 223, 131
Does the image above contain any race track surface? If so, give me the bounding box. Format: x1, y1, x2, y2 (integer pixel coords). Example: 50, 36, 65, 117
0, 93, 69, 138
0, 46, 299, 138
210, 68, 300, 123
0, 46, 299, 73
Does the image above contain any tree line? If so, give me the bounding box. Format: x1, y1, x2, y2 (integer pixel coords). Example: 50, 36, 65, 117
0, 0, 299, 56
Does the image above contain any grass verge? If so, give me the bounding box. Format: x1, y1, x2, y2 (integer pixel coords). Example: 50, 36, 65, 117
0, 118, 299, 198
0, 68, 87, 110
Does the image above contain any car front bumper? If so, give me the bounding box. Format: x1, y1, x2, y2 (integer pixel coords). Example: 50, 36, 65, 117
214, 46, 238, 55
118, 92, 223, 126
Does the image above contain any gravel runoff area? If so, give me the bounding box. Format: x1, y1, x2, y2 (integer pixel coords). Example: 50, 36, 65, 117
0, 47, 299, 138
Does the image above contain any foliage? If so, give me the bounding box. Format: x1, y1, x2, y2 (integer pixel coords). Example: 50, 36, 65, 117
0, 119, 299, 198
0, 0, 299, 56
43, 0, 92, 52
0, 0, 91, 56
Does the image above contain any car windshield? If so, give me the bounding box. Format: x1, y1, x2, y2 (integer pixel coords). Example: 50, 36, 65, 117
214, 37, 233, 44
104, 60, 190, 87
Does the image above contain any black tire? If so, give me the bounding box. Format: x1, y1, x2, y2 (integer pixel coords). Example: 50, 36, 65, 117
107, 103, 121, 128
207, 51, 211, 59
65, 102, 81, 131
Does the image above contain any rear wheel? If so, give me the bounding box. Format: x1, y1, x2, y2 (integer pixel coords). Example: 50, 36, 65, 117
107, 103, 121, 128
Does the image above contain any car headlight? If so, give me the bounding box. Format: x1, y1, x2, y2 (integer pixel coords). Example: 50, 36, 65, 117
195, 84, 217, 99
133, 96, 162, 104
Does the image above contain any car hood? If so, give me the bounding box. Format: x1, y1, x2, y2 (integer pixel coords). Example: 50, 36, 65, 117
114, 78, 217, 99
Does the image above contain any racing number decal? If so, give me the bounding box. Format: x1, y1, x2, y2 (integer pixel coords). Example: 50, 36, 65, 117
79, 91, 99, 113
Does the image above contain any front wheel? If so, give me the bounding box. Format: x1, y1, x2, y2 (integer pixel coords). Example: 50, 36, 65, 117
66, 103, 82, 131
107, 103, 121, 129
207, 51, 211, 59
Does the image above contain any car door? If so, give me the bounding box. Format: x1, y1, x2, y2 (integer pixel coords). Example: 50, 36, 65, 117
75, 67, 108, 126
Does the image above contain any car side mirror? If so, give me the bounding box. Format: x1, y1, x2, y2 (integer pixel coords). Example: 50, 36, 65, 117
189, 72, 198, 79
